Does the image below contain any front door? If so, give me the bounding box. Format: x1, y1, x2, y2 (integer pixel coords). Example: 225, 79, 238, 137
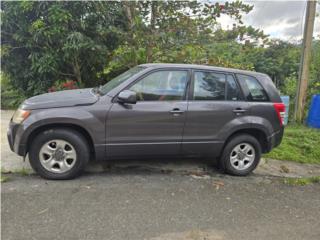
106, 69, 190, 158
182, 70, 249, 157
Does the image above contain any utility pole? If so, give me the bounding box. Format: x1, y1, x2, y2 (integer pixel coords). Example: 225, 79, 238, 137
294, 0, 317, 123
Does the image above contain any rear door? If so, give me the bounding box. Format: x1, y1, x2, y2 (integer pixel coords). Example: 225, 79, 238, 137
182, 70, 249, 157
236, 74, 282, 133
106, 68, 190, 158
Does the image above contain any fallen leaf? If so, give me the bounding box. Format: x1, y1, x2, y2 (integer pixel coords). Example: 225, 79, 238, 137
280, 165, 290, 173
212, 181, 224, 190
190, 174, 210, 179
38, 208, 48, 215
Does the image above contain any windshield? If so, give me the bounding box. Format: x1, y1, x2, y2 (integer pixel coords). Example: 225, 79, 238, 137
99, 66, 145, 95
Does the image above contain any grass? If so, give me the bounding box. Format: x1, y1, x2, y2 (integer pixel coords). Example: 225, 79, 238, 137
1, 167, 32, 175
284, 176, 320, 186
264, 125, 320, 164
1, 175, 10, 183
14, 168, 31, 176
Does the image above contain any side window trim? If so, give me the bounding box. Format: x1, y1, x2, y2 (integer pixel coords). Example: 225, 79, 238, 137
184, 69, 192, 101
227, 73, 245, 101
121, 68, 192, 102
188, 69, 195, 101
235, 74, 250, 102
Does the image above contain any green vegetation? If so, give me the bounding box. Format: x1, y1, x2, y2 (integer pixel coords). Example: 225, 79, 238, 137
1, 166, 32, 175
265, 125, 320, 164
1, 175, 10, 183
284, 176, 320, 186
14, 168, 32, 176
0, 168, 33, 182
1, 1, 319, 122
1, 1, 125, 97
1, 73, 25, 109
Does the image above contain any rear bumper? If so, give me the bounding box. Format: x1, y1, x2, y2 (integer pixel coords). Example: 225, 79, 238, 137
7, 121, 27, 156
265, 127, 284, 153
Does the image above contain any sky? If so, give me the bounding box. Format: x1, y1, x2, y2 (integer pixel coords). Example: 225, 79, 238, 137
218, 0, 320, 41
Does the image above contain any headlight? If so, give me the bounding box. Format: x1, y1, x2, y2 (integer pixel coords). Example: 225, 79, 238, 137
12, 109, 31, 124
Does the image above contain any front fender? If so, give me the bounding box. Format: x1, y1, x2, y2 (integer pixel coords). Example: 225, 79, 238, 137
15, 106, 106, 156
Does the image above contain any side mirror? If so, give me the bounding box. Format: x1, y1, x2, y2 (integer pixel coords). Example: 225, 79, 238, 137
117, 90, 137, 104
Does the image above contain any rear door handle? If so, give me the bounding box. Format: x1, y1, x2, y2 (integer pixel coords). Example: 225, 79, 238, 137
233, 108, 247, 113
170, 108, 184, 115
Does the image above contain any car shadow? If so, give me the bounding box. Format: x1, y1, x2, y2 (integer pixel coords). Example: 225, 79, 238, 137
84, 157, 221, 177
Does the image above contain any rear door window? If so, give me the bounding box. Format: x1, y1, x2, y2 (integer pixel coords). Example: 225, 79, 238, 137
193, 71, 226, 100
237, 74, 268, 101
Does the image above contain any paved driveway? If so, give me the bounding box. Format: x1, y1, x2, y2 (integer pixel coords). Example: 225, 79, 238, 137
1, 110, 320, 240
2, 173, 320, 240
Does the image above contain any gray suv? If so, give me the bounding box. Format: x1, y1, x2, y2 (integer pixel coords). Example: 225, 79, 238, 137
8, 64, 285, 179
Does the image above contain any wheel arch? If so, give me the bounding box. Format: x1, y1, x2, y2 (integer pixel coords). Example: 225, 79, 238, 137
223, 128, 269, 154
26, 123, 95, 160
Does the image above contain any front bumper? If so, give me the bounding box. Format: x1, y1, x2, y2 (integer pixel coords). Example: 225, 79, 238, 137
7, 121, 26, 156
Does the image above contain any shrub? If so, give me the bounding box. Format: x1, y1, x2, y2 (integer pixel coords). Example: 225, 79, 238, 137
1, 73, 25, 109
48, 80, 79, 92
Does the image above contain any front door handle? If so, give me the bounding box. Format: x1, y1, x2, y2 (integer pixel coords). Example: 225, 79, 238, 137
170, 108, 184, 115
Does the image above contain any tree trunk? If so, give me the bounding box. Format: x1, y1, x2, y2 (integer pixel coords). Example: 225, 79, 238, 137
124, 2, 137, 65
146, 2, 157, 63
73, 58, 82, 86
124, 2, 135, 29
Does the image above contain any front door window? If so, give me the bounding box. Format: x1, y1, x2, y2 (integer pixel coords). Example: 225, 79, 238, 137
130, 70, 188, 101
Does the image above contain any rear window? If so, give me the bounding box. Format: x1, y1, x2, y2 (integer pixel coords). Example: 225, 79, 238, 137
237, 74, 268, 102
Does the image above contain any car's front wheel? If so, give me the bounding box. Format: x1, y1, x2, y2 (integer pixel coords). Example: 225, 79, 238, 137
29, 128, 90, 180
220, 134, 261, 176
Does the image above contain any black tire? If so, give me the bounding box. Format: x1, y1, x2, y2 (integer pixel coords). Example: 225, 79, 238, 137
219, 134, 261, 176
29, 128, 90, 180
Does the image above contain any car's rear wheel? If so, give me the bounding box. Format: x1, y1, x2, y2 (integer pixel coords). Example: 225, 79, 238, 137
220, 134, 261, 176
29, 128, 89, 180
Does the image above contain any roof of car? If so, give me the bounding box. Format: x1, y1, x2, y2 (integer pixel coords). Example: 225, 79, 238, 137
139, 63, 266, 77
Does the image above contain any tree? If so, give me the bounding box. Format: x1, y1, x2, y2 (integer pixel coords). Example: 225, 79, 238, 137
1, 1, 125, 96
3, 0, 315, 120
105, 1, 256, 74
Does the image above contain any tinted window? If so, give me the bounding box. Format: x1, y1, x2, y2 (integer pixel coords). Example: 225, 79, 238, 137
193, 71, 225, 100
226, 75, 241, 101
237, 74, 268, 101
130, 70, 188, 101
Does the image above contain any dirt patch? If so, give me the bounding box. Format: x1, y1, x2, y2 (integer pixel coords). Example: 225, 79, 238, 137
256, 158, 320, 178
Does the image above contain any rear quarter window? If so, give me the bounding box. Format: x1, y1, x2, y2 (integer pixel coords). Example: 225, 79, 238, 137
237, 74, 269, 102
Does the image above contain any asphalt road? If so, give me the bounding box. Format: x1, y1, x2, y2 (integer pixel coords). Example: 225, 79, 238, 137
2, 171, 320, 240
2, 110, 320, 240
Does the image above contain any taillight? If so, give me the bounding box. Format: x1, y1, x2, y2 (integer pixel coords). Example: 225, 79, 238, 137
273, 103, 285, 126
